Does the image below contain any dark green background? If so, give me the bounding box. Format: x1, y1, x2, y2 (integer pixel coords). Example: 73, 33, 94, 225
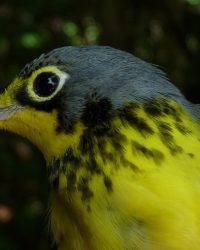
0, 0, 200, 249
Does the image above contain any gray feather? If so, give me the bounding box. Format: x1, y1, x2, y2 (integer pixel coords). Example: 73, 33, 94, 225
19, 45, 200, 121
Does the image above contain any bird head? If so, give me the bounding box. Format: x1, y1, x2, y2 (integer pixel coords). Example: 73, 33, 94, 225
1, 46, 200, 250
0, 46, 186, 163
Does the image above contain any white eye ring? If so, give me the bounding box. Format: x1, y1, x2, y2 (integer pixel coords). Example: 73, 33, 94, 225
27, 66, 70, 102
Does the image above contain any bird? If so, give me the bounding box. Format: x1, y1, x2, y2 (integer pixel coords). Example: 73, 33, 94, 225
0, 45, 200, 250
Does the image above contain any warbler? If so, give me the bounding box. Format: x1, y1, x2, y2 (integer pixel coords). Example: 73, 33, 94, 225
0, 46, 200, 250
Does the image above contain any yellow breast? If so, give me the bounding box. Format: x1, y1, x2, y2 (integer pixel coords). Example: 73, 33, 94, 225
48, 99, 200, 250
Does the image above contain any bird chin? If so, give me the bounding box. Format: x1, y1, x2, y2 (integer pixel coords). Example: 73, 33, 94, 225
0, 105, 24, 120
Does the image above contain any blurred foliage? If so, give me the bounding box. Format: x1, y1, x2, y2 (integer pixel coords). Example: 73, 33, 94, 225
0, 0, 200, 249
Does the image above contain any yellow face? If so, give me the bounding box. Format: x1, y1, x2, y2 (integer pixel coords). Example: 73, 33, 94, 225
0, 65, 84, 163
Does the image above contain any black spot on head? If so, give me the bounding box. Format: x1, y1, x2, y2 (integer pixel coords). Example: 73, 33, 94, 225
167, 143, 183, 155
78, 130, 95, 155
107, 128, 127, 143
81, 97, 113, 133
132, 141, 153, 157
156, 122, 184, 155
57, 111, 76, 134
119, 105, 154, 136
143, 101, 163, 117
47, 158, 61, 177
161, 100, 177, 115
104, 176, 113, 193
86, 157, 102, 174
93, 124, 111, 136
174, 122, 191, 135
160, 131, 173, 143
120, 154, 137, 169
63, 147, 81, 168
157, 121, 172, 133
128, 162, 140, 172
97, 138, 115, 165
131, 141, 164, 165
157, 121, 174, 142
144, 99, 183, 122
163, 101, 182, 122
78, 176, 94, 201
97, 138, 107, 158
107, 128, 127, 154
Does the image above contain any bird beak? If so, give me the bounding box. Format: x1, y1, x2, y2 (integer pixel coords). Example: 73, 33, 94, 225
0, 86, 24, 121
0, 105, 24, 121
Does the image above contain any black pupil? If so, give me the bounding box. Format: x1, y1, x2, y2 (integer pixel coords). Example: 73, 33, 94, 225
33, 72, 60, 97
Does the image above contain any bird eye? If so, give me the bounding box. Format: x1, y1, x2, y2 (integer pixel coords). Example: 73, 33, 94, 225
33, 72, 60, 97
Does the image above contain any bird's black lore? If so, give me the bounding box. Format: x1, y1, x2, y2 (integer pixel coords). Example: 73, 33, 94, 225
119, 104, 154, 137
